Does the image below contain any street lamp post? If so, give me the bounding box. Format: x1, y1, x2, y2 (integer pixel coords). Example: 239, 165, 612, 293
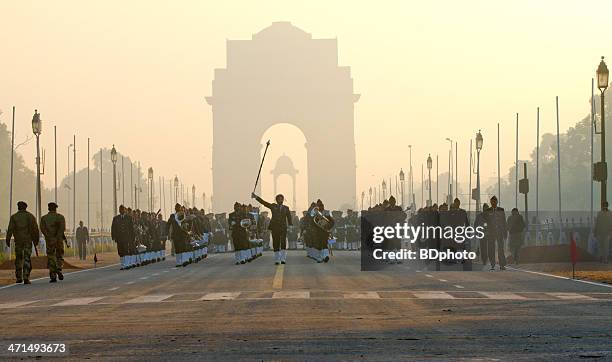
399, 169, 405, 208
32, 110, 42, 223
192, 185, 196, 208
361, 191, 364, 211
445, 138, 453, 203
382, 180, 387, 201
475, 130, 484, 212
596, 56, 609, 208
408, 145, 413, 211
111, 145, 118, 215
148, 167, 154, 212
368, 187, 372, 208
174, 176, 179, 205
427, 154, 432, 206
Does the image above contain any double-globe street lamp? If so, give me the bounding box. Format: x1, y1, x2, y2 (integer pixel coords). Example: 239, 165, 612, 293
596, 56, 609, 208
111, 145, 118, 215
382, 180, 387, 201
399, 168, 405, 208
427, 154, 432, 206
148, 167, 154, 212
32, 110, 42, 222
173, 176, 179, 205
475, 130, 483, 212
192, 185, 196, 208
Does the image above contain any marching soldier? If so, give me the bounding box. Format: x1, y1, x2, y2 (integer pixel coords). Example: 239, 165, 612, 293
484, 196, 508, 270
76, 220, 89, 260
5, 201, 39, 284
229, 202, 249, 264
311, 199, 335, 263
448, 198, 471, 270
111, 205, 135, 270
252, 193, 292, 265
168, 204, 190, 267
40, 202, 66, 282
300, 206, 315, 258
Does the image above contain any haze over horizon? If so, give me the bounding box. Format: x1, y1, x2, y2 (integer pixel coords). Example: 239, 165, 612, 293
2, 0, 611, 211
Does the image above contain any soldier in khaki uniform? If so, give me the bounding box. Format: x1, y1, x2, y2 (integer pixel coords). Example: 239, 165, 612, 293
40, 202, 66, 283
5, 201, 40, 284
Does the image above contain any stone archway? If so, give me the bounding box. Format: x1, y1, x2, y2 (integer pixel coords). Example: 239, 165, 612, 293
206, 22, 359, 211
270, 154, 299, 210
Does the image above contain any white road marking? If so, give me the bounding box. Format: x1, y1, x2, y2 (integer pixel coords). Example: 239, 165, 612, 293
163, 270, 169, 273
200, 292, 240, 301
273, 291, 309, 299
548, 292, 596, 300
108, 287, 120, 291
0, 301, 39, 309
125, 294, 173, 303
438, 279, 448, 282
480, 292, 526, 300
272, 265, 284, 290
152, 273, 160, 276
125, 281, 135, 285
139, 277, 149, 280
344, 291, 380, 299
507, 266, 612, 289
0, 263, 121, 290
454, 285, 465, 289
425, 274, 433, 278
413, 291, 454, 299
52, 297, 104, 306
0, 290, 609, 310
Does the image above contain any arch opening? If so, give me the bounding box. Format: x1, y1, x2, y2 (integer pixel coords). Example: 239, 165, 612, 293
260, 123, 308, 211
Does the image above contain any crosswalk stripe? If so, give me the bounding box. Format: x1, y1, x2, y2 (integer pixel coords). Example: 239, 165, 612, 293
273, 291, 309, 299
125, 294, 173, 303
0, 301, 38, 309
2, 291, 609, 310
480, 292, 526, 300
414, 291, 454, 299
344, 291, 380, 299
200, 292, 241, 301
52, 297, 104, 306
272, 264, 284, 290
548, 292, 596, 300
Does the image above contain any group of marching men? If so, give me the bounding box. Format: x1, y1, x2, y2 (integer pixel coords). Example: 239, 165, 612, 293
111, 194, 362, 268
247, 193, 339, 264
301, 200, 336, 263
167, 203, 212, 267
111, 203, 212, 269
111, 206, 169, 269
228, 202, 265, 264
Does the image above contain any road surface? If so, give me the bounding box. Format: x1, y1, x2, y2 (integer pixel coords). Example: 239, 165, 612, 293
0, 251, 611, 360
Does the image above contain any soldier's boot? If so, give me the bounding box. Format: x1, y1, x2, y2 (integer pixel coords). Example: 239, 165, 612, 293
23, 279, 31, 284
57, 271, 64, 280
49, 272, 57, 283
15, 261, 23, 284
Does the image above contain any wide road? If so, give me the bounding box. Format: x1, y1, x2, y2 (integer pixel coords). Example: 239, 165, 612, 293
0, 251, 611, 360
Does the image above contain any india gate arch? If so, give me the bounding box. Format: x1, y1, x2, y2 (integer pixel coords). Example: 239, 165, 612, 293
206, 22, 359, 211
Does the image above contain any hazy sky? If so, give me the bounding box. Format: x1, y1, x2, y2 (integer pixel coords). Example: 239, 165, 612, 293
1, 0, 611, 210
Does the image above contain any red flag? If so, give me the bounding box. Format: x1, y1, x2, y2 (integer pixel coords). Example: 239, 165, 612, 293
569, 231, 578, 265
